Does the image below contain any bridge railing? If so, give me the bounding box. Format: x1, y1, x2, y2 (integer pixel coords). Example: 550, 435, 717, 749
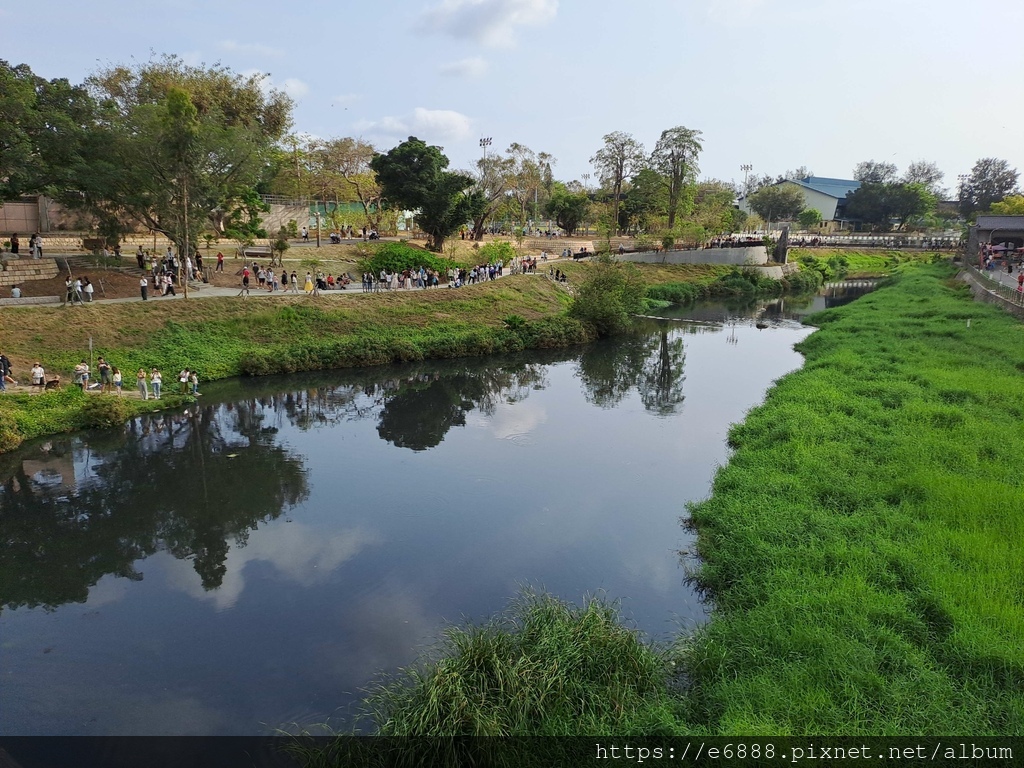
962, 260, 1024, 307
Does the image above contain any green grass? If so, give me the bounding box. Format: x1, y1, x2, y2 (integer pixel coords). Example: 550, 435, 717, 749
682, 263, 1024, 735
365, 590, 682, 737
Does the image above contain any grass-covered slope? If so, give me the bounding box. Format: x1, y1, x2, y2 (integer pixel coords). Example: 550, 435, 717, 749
683, 264, 1024, 735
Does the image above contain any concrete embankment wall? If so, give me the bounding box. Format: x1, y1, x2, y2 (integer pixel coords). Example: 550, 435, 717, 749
616, 246, 768, 266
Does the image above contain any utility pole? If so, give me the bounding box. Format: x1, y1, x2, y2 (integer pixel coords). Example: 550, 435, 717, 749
315, 211, 321, 248
479, 136, 492, 163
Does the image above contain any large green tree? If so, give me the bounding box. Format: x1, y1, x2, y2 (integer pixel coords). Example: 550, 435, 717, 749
64, 56, 291, 259
370, 137, 485, 251
544, 183, 591, 236
0, 60, 95, 202
959, 157, 1019, 217
649, 126, 703, 229
746, 184, 806, 223
590, 132, 645, 235
844, 182, 935, 230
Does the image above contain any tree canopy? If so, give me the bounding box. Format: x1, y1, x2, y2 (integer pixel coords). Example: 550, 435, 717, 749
0, 60, 95, 203
959, 157, 1019, 217
544, 183, 590, 236
370, 136, 485, 251
59, 56, 292, 255
649, 126, 702, 229
590, 132, 645, 235
746, 184, 806, 223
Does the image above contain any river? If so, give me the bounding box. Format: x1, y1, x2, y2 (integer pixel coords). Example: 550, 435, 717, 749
0, 299, 827, 735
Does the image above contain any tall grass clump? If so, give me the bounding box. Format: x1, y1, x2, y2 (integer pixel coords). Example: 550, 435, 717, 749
681, 263, 1024, 735
364, 590, 680, 737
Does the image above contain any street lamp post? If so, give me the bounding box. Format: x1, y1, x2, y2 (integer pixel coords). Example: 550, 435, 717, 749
479, 137, 492, 163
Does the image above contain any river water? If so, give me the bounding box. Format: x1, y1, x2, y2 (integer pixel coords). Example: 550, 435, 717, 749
0, 299, 826, 735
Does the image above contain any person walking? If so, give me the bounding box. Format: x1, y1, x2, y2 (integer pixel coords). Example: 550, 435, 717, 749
83, 277, 95, 302
9, 233, 19, 255
137, 368, 150, 400
216, 252, 224, 272
140, 276, 148, 300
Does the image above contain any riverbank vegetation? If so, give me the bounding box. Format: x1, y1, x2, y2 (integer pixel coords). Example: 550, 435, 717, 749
0, 277, 586, 452
347, 263, 1024, 737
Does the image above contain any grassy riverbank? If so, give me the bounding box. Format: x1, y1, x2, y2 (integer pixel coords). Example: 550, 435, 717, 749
681, 262, 1024, 735
358, 263, 1024, 737
0, 277, 589, 451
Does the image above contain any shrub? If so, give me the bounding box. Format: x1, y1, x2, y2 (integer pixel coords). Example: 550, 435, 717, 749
360, 241, 447, 275
476, 240, 516, 264
79, 395, 132, 430
569, 256, 647, 336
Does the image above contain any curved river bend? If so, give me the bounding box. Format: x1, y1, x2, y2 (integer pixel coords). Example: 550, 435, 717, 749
1, 306, 816, 735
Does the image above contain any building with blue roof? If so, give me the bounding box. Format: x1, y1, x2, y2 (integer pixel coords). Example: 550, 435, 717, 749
740, 176, 862, 228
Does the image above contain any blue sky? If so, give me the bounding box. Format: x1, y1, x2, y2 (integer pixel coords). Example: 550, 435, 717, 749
5, 0, 1024, 192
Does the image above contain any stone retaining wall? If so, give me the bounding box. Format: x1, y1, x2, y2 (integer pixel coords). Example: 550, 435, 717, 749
0, 295, 60, 306
0, 258, 59, 286
615, 246, 768, 266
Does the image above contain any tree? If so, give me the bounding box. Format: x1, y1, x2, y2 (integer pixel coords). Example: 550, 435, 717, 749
691, 180, 738, 236
783, 166, 813, 181
853, 160, 899, 184
544, 184, 590, 236
844, 182, 935, 230
746, 185, 806, 223
590, 132, 645, 235
0, 60, 96, 203
959, 157, 1019, 217
370, 136, 485, 251
470, 152, 514, 240
901, 160, 946, 198
989, 195, 1024, 215
650, 126, 703, 229
888, 183, 935, 229
618, 168, 665, 234
505, 143, 554, 227
797, 208, 823, 229
65, 56, 291, 262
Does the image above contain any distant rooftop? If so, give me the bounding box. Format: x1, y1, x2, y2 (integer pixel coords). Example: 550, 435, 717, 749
787, 176, 862, 199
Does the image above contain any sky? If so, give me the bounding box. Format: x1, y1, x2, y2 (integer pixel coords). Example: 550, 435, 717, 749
5, 0, 1024, 193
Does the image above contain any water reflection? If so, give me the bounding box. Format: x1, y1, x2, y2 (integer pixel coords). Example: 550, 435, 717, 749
578, 324, 686, 415
0, 404, 309, 610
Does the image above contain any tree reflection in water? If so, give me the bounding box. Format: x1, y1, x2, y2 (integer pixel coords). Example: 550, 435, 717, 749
0, 331, 685, 613
577, 323, 687, 415
0, 401, 309, 611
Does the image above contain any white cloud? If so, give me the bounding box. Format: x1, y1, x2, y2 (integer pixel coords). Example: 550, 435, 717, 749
332, 93, 362, 105
219, 39, 284, 58
355, 107, 473, 144
421, 0, 557, 48
438, 57, 489, 78
163, 522, 381, 610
